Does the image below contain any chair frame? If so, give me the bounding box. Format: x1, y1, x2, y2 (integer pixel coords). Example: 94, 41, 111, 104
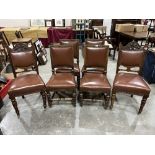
59, 39, 80, 89
46, 46, 77, 107
79, 45, 111, 108
8, 45, 46, 117
110, 49, 150, 114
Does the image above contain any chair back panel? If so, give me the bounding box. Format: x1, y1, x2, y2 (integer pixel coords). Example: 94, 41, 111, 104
117, 50, 145, 74
8, 46, 38, 77
59, 39, 79, 59
84, 46, 109, 73
50, 46, 74, 69
85, 39, 105, 46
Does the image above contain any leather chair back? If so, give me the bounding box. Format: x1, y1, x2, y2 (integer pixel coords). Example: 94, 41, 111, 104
85, 39, 105, 46
59, 39, 79, 60
83, 46, 109, 74
8, 46, 38, 77
50, 46, 74, 71
117, 50, 145, 74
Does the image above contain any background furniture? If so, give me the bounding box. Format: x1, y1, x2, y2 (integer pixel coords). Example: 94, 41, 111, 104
110, 19, 141, 48
47, 27, 73, 44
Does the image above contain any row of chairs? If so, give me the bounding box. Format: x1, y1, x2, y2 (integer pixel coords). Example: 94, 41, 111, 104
7, 39, 151, 117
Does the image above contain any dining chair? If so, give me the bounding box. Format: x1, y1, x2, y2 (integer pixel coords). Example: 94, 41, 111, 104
46, 46, 77, 107
110, 49, 151, 114
79, 45, 111, 108
8, 46, 46, 117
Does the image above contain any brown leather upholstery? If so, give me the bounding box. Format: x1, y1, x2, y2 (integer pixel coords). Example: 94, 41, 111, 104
8, 46, 46, 117
59, 40, 80, 89
51, 46, 74, 69
79, 46, 111, 108
46, 73, 76, 90
111, 50, 151, 114
80, 73, 111, 92
8, 74, 45, 97
83, 46, 109, 75
60, 39, 79, 59
46, 46, 76, 107
85, 39, 105, 46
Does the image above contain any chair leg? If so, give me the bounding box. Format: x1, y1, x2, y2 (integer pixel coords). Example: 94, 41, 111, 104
72, 90, 76, 107
110, 92, 116, 109
10, 97, 20, 117
138, 95, 149, 114
79, 92, 83, 107
40, 91, 46, 109
104, 93, 110, 109
113, 49, 116, 60
77, 74, 80, 90
22, 95, 25, 99
131, 94, 133, 97
46, 91, 52, 107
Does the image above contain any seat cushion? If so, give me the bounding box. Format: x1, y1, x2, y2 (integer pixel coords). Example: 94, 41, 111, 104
113, 72, 151, 95
8, 74, 45, 97
46, 73, 76, 90
80, 73, 111, 92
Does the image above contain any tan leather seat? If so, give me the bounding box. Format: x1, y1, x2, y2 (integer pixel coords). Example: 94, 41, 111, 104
9, 74, 45, 97
46, 46, 76, 107
59, 39, 80, 89
79, 46, 111, 108
46, 73, 76, 90
110, 50, 151, 114
8, 46, 46, 117
80, 73, 111, 92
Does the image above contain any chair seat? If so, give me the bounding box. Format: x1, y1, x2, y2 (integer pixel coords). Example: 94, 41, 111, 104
113, 72, 151, 95
8, 74, 45, 97
46, 73, 76, 90
80, 73, 111, 92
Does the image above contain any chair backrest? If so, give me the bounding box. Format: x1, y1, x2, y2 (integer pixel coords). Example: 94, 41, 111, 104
50, 46, 74, 73
83, 46, 109, 75
116, 50, 145, 74
85, 39, 105, 46
119, 40, 141, 51
59, 39, 79, 62
8, 45, 39, 78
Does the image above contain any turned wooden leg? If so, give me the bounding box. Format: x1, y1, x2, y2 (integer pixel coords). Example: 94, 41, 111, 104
47, 91, 55, 107
110, 92, 116, 109
72, 91, 76, 107
10, 97, 20, 117
79, 92, 83, 107
40, 91, 46, 109
104, 93, 110, 109
138, 95, 148, 114
77, 74, 80, 90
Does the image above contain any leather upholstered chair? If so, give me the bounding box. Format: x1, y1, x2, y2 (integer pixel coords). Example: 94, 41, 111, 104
110, 50, 151, 114
79, 46, 111, 108
46, 46, 77, 107
8, 46, 46, 117
59, 39, 80, 89
82, 39, 105, 57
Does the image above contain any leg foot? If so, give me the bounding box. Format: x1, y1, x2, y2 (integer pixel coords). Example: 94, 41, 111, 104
40, 91, 46, 109
110, 93, 116, 109
138, 95, 148, 114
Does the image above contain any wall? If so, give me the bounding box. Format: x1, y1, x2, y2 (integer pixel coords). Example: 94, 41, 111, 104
0, 19, 30, 27
0, 19, 112, 34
